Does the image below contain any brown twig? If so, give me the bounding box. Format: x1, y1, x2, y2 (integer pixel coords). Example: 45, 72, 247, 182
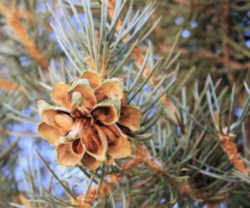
72, 156, 140, 207
245, 117, 250, 160
214, 112, 248, 175
172, 0, 190, 6
159, 45, 250, 71
73, 144, 208, 207
0, 138, 20, 162
220, 0, 231, 66
0, 76, 18, 91
219, 133, 248, 175
72, 145, 145, 207
157, 1, 250, 71
0, 2, 48, 69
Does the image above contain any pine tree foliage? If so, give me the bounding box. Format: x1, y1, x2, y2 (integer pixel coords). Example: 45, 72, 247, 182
0, 0, 249, 208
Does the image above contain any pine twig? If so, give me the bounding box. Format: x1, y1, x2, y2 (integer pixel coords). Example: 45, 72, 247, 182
0, 2, 49, 69
245, 117, 250, 160
73, 144, 206, 207
172, 0, 190, 6
73, 157, 141, 207
107, 0, 179, 124
0, 76, 18, 91
0, 138, 20, 162
159, 44, 250, 71
214, 112, 248, 175
218, 133, 248, 175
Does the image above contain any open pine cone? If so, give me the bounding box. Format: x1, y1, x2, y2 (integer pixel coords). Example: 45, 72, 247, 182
37, 70, 142, 170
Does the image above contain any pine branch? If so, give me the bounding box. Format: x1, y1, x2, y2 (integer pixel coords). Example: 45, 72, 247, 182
0, 2, 48, 69
159, 44, 250, 71
107, 0, 179, 125
0, 76, 18, 91
0, 138, 20, 162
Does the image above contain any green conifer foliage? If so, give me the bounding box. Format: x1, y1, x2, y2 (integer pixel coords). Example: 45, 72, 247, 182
0, 0, 249, 207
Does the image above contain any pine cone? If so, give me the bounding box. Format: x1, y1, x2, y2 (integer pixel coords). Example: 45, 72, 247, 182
37, 70, 141, 170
